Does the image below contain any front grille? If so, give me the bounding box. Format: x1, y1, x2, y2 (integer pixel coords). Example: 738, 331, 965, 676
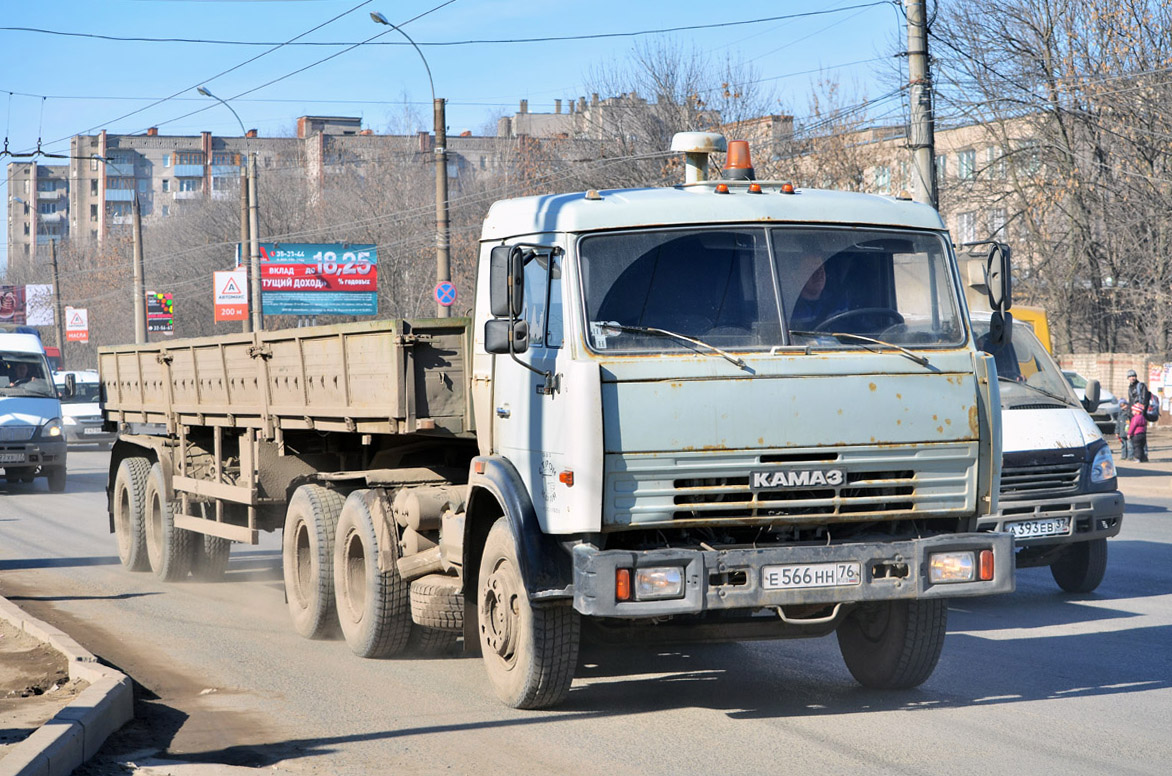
1000, 461, 1081, 500
0, 426, 36, 442
606, 444, 977, 529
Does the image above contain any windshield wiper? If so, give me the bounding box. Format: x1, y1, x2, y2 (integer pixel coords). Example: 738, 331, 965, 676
996, 375, 1073, 405
789, 330, 930, 368
599, 323, 748, 370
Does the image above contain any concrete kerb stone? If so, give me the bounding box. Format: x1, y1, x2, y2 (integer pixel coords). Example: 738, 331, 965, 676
0, 595, 134, 776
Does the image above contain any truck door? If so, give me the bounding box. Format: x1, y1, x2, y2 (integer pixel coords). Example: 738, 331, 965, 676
491, 250, 602, 534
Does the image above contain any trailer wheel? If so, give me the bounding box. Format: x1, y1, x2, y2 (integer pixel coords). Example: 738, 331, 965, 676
836, 599, 947, 690
283, 484, 346, 639
191, 536, 232, 581
477, 517, 580, 709
46, 466, 66, 493
334, 490, 413, 658
410, 574, 464, 632
113, 457, 151, 572
143, 462, 193, 582
1050, 538, 1108, 593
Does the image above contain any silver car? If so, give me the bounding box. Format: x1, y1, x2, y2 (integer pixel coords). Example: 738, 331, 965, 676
1062, 370, 1121, 434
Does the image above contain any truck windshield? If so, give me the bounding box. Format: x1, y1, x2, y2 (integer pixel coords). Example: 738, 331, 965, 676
579, 226, 965, 353
0, 353, 55, 398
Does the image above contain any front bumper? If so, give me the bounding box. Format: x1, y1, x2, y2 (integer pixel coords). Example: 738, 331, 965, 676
64, 425, 116, 445
977, 490, 1123, 548
0, 439, 67, 471
572, 532, 1015, 618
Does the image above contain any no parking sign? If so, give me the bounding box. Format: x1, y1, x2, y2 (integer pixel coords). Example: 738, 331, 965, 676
434, 281, 457, 308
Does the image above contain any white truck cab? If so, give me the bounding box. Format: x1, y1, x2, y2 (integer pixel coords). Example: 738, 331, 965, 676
973, 314, 1122, 592
53, 370, 115, 448
0, 332, 67, 491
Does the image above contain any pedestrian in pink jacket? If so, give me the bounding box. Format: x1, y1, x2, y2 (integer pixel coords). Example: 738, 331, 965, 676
1129, 404, 1149, 463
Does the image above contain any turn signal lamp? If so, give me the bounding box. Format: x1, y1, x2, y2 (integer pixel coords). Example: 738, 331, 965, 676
615, 569, 632, 601
979, 549, 995, 581
559, 470, 575, 487
723, 140, 755, 180
928, 551, 975, 583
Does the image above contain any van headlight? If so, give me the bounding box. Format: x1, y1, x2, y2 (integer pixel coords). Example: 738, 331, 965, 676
42, 418, 63, 438
1090, 444, 1116, 484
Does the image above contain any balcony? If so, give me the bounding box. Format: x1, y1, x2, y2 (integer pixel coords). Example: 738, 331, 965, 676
210, 164, 242, 177
37, 189, 65, 200
174, 190, 202, 200
39, 211, 66, 224
105, 189, 135, 202
106, 160, 136, 177
173, 164, 205, 178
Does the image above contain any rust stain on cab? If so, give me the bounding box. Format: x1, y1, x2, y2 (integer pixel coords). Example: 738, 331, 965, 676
869, 382, 877, 391
968, 404, 980, 435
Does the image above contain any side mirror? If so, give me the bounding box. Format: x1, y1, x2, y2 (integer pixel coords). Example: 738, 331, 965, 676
985, 243, 1012, 313
62, 372, 76, 400
484, 318, 529, 355
1083, 378, 1101, 411
985, 310, 1014, 349
489, 245, 525, 319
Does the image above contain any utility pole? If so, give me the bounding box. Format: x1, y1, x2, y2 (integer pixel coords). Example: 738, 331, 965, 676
240, 165, 252, 333
434, 97, 451, 318
906, 0, 938, 209
248, 152, 263, 332
132, 194, 147, 344
48, 239, 65, 354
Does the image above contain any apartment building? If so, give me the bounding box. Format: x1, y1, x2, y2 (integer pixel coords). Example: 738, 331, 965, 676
6, 162, 70, 265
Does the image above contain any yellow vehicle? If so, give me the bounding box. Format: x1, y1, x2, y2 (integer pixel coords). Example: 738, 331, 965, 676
1012, 306, 1052, 353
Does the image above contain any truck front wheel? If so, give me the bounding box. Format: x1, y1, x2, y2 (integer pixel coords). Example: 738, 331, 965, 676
836, 599, 947, 690
1050, 538, 1108, 593
143, 462, 193, 581
283, 484, 345, 639
333, 490, 412, 658
477, 517, 579, 709
113, 457, 151, 571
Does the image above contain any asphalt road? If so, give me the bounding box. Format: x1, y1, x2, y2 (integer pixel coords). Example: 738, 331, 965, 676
1, 445, 1170, 775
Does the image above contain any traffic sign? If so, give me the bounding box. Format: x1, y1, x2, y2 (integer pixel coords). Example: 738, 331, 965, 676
434, 281, 457, 307
65, 306, 89, 342
214, 270, 249, 322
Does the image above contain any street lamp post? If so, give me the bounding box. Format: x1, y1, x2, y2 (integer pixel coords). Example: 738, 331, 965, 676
371, 12, 451, 318
196, 86, 262, 331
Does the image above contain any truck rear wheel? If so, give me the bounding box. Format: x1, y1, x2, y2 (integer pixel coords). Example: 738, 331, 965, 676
283, 484, 345, 639
191, 536, 232, 581
334, 490, 413, 658
477, 517, 580, 709
143, 462, 193, 582
1050, 538, 1108, 593
836, 599, 947, 689
113, 457, 151, 572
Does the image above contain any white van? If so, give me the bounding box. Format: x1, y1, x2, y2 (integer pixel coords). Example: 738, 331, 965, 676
53, 370, 115, 448
974, 315, 1123, 593
0, 332, 67, 491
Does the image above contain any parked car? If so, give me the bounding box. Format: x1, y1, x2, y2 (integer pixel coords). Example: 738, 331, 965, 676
53, 370, 115, 448
1063, 370, 1121, 434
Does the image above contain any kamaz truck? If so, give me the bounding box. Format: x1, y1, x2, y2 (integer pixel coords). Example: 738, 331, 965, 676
100, 133, 1014, 709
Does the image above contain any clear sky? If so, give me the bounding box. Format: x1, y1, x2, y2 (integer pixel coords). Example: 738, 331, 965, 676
1, 0, 908, 269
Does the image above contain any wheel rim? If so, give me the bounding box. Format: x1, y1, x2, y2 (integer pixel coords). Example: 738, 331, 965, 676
481, 557, 521, 666
341, 529, 367, 621
291, 519, 312, 607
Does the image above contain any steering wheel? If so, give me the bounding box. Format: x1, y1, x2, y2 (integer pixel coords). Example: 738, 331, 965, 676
815, 307, 904, 333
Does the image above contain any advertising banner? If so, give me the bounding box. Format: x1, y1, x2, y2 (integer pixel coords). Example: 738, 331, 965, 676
214, 270, 249, 322
25, 284, 54, 326
147, 292, 174, 334
240, 243, 378, 316
65, 306, 89, 342
0, 286, 27, 325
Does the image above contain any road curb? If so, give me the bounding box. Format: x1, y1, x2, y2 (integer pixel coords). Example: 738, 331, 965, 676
0, 595, 133, 776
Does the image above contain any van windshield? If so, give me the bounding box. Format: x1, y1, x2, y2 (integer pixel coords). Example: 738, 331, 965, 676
973, 317, 1076, 406
0, 353, 55, 398
59, 383, 102, 404
579, 226, 965, 353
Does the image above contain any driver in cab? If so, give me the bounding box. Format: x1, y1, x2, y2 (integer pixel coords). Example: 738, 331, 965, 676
789, 259, 848, 331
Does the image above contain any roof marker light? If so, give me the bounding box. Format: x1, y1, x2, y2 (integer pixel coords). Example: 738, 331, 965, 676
780, 182, 796, 194
748, 183, 762, 194
715, 183, 730, 194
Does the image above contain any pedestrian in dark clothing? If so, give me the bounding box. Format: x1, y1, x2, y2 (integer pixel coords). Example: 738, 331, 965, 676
1126, 369, 1150, 409
1128, 403, 1148, 463
1116, 402, 1132, 460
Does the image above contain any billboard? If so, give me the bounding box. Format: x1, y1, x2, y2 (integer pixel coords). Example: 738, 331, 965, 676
147, 292, 174, 334
0, 286, 27, 325
240, 243, 378, 316
214, 270, 249, 322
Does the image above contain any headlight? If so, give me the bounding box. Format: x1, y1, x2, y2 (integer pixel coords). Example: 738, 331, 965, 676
42, 418, 63, 438
1090, 445, 1117, 483
929, 551, 975, 583
63, 416, 78, 426
634, 567, 684, 600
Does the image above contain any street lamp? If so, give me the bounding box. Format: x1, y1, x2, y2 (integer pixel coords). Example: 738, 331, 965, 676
196, 86, 262, 332
371, 11, 452, 317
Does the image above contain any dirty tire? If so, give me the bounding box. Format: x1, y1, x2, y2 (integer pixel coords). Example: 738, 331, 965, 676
191, 536, 232, 581
407, 625, 459, 656
410, 574, 464, 632
113, 457, 151, 572
143, 462, 194, 582
334, 490, 412, 658
478, 517, 580, 709
46, 466, 66, 493
283, 484, 346, 639
1050, 538, 1108, 593
836, 599, 947, 690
